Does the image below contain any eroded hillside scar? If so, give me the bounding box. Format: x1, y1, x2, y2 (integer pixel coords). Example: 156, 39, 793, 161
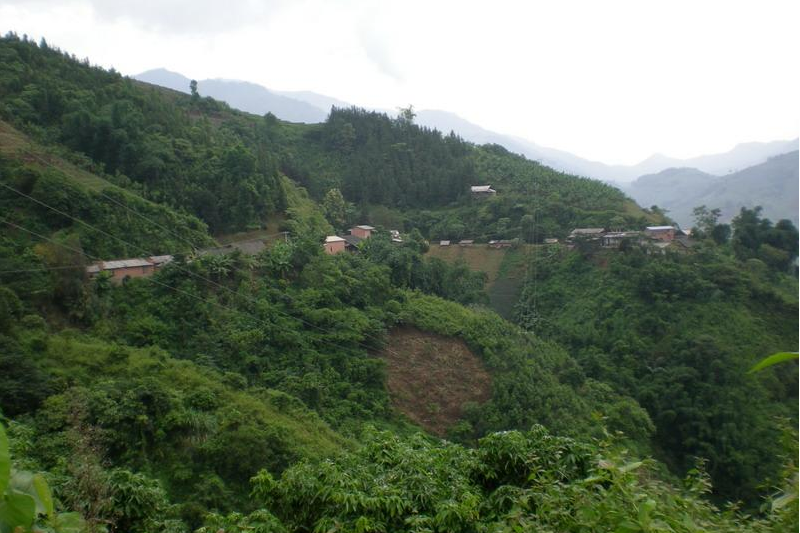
381, 326, 492, 436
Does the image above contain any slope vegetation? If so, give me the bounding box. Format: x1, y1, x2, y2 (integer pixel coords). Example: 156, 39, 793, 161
0, 36, 796, 532
426, 244, 528, 318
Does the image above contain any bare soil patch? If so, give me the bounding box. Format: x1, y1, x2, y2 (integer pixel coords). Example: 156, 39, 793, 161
381, 326, 492, 436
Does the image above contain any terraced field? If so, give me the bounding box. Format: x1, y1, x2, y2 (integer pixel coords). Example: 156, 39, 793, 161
426, 243, 531, 318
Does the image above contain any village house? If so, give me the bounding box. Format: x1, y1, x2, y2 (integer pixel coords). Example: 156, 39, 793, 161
567, 228, 606, 247
149, 255, 173, 268
439, 240, 451, 246
644, 226, 676, 242
488, 239, 516, 249
459, 239, 474, 246
350, 225, 375, 239
86, 255, 174, 283
544, 238, 559, 244
390, 230, 403, 243
471, 185, 497, 198
569, 228, 605, 239
602, 231, 641, 248
323, 235, 346, 255
323, 224, 376, 254
673, 231, 697, 250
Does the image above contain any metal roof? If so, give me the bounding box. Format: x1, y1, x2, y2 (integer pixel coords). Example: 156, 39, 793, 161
149, 255, 173, 265
343, 235, 363, 246
354, 225, 375, 230
471, 185, 495, 192
325, 236, 346, 243
199, 239, 267, 257
646, 226, 675, 231
440, 240, 451, 245
570, 228, 605, 235
102, 258, 153, 269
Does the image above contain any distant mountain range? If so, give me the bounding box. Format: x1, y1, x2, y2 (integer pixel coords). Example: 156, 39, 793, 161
411, 110, 797, 185
133, 68, 799, 221
135, 68, 329, 123
626, 151, 799, 227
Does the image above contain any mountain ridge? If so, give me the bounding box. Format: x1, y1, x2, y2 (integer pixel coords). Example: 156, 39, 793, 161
133, 68, 797, 184
627, 151, 799, 227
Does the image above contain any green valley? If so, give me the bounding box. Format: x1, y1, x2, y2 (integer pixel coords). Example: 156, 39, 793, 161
0, 34, 797, 533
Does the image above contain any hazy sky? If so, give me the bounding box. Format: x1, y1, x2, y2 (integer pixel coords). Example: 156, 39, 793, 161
1, 0, 797, 165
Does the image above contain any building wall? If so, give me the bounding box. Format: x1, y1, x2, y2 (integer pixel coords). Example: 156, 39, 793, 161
471, 191, 496, 199
351, 227, 372, 239
324, 241, 346, 255
109, 265, 155, 282
645, 229, 675, 242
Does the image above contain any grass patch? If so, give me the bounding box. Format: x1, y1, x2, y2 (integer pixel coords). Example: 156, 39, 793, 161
0, 119, 110, 191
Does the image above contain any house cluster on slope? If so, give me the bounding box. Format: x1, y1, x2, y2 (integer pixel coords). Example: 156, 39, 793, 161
567, 225, 694, 250
471, 185, 496, 198
439, 239, 517, 248
436, 226, 693, 251
323, 225, 402, 255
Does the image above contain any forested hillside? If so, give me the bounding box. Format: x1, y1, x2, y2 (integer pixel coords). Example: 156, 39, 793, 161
515, 235, 797, 504
0, 37, 286, 234
0, 34, 797, 533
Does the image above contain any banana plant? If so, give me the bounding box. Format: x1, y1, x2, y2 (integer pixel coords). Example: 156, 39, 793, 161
0, 424, 87, 533
748, 351, 799, 373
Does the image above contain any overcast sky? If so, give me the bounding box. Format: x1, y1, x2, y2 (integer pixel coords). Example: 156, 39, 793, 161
1, 0, 797, 165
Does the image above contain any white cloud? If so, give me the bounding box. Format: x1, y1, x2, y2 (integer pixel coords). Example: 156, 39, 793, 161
0, 0, 797, 164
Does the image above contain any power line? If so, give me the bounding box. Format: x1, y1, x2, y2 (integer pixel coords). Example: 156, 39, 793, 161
0, 214, 399, 359
21, 149, 285, 252
6, 151, 433, 356
0, 264, 86, 274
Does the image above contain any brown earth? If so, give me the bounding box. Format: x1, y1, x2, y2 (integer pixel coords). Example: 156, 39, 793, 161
380, 326, 492, 436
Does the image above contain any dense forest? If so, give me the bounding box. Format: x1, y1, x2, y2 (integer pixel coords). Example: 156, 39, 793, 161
0, 34, 797, 533
514, 213, 798, 505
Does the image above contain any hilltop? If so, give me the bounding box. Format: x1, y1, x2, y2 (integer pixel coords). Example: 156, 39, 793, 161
133, 68, 797, 185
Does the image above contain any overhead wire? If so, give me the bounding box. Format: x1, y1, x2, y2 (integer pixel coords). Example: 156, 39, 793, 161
5, 150, 453, 354
0, 264, 85, 274
0, 210, 403, 359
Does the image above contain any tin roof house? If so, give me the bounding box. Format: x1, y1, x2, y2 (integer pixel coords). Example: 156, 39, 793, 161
323, 235, 346, 255
86, 255, 174, 283
644, 226, 676, 242
471, 185, 497, 197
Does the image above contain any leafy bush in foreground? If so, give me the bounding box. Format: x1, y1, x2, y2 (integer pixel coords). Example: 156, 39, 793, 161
203, 425, 793, 533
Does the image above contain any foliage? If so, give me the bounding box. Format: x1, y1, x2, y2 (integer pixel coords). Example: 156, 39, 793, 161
514, 245, 798, 504
361, 234, 488, 305
0, 33, 795, 533
0, 154, 211, 259
731, 207, 798, 272
320, 188, 351, 231
749, 352, 799, 373
692, 205, 731, 244
396, 291, 653, 445
206, 426, 791, 533
1, 422, 87, 533
0, 36, 285, 233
